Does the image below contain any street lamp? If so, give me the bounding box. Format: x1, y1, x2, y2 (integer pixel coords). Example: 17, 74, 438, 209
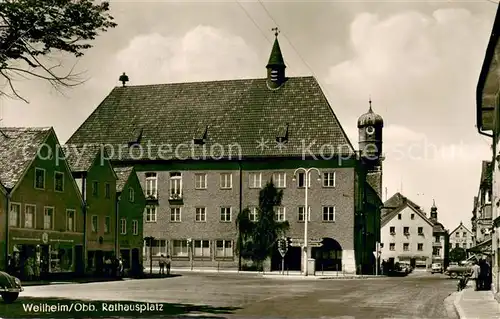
293, 167, 322, 276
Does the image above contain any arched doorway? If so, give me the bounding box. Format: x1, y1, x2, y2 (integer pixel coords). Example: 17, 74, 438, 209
312, 238, 342, 271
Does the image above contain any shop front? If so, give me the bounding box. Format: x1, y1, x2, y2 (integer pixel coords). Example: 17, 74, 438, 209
119, 238, 143, 275
8, 230, 84, 280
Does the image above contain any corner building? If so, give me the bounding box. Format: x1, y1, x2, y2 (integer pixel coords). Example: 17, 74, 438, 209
67, 34, 383, 274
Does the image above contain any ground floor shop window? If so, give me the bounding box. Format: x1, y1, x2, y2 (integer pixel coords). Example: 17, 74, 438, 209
50, 247, 73, 272
143, 239, 167, 258
215, 240, 233, 258
173, 240, 189, 257
193, 240, 210, 257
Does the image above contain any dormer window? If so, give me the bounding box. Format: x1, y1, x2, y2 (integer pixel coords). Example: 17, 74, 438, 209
193, 126, 208, 145
128, 127, 143, 147
276, 123, 289, 144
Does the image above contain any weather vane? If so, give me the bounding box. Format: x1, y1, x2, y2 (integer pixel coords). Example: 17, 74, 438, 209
272, 27, 280, 37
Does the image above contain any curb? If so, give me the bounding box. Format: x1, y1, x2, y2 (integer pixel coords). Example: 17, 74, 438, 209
453, 289, 467, 319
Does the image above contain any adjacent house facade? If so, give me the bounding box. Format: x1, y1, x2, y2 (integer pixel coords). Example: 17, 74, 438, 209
450, 222, 474, 251
380, 193, 434, 268
0, 127, 85, 278
471, 161, 493, 246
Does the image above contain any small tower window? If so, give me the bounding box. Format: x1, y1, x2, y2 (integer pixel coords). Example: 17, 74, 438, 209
270, 69, 278, 81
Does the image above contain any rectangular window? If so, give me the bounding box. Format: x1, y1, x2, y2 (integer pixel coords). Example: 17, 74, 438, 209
91, 215, 98, 232
390, 226, 395, 234
275, 206, 286, 222
145, 172, 158, 198
195, 173, 207, 189
298, 206, 311, 222
120, 218, 126, 235
411, 213, 415, 220
104, 216, 110, 233
322, 206, 335, 222
129, 188, 134, 202
403, 243, 409, 251
169, 172, 182, 199
216, 240, 233, 257
132, 220, 138, 235
195, 207, 206, 222
220, 173, 232, 189
220, 207, 231, 222
92, 181, 98, 197
456, 232, 459, 237
418, 227, 423, 235
9, 203, 21, 227
398, 214, 402, 220
194, 240, 210, 257
145, 206, 157, 222
35, 168, 45, 189
54, 172, 64, 192
462, 243, 467, 248
170, 207, 181, 222
323, 172, 335, 187
435, 235, 440, 242
24, 204, 35, 228
389, 243, 395, 251
249, 172, 262, 188
144, 239, 167, 257
273, 172, 286, 188
433, 247, 441, 256
43, 207, 54, 230
403, 227, 409, 235
297, 172, 311, 188
249, 207, 258, 222
462, 232, 467, 237
66, 209, 75, 232
173, 240, 189, 257
105, 183, 110, 198
417, 243, 423, 251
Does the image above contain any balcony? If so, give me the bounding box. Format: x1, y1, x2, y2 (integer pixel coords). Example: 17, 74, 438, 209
168, 192, 184, 205
145, 194, 159, 205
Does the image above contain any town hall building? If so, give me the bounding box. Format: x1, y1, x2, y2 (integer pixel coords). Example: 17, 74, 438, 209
66, 31, 384, 274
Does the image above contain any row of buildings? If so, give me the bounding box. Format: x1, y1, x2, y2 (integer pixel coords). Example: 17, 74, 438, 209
0, 129, 146, 278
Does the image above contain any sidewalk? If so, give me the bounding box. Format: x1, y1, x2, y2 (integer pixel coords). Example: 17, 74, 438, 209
454, 283, 500, 319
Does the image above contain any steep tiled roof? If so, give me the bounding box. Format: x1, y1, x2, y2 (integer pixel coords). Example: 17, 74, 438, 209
433, 222, 447, 233
114, 166, 133, 192
381, 192, 422, 217
450, 222, 473, 236
0, 127, 51, 189
381, 201, 433, 227
63, 144, 104, 172
480, 161, 492, 187
66, 77, 355, 160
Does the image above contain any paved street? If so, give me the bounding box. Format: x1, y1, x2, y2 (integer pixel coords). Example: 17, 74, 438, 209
2, 271, 458, 318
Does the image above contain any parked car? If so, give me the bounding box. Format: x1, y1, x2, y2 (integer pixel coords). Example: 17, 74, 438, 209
0, 271, 23, 303
431, 263, 443, 274
445, 262, 473, 279
399, 262, 412, 274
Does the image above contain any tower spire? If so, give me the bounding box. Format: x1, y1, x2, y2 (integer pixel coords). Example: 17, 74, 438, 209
266, 27, 286, 89
369, 95, 372, 112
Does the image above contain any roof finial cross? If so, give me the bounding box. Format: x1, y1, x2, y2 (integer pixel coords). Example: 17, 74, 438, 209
369, 95, 372, 111
272, 27, 280, 37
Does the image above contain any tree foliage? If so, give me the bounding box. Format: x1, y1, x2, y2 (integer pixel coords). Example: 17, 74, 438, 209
0, 0, 117, 102
449, 247, 467, 263
236, 180, 290, 269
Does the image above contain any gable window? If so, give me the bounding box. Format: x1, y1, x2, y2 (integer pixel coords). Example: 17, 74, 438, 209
132, 220, 138, 235
145, 172, 157, 198
389, 243, 395, 251
410, 213, 415, 220
169, 172, 182, 199
275, 206, 286, 222
145, 206, 157, 222
417, 243, 423, 251
273, 172, 286, 188
323, 172, 336, 187
403, 227, 409, 235
220, 207, 231, 222
43, 207, 54, 230
398, 214, 402, 220
322, 206, 335, 222
195, 207, 206, 222
194, 240, 210, 257
129, 188, 135, 202
54, 172, 64, 192
403, 243, 409, 251
216, 240, 233, 257
195, 173, 207, 189
455, 232, 459, 237
418, 227, 423, 235
249, 172, 262, 188
173, 240, 189, 257
462, 232, 467, 237
220, 173, 232, 189
170, 207, 181, 222
298, 206, 311, 222
9, 203, 21, 227
104, 216, 110, 233
66, 209, 75, 232
389, 226, 395, 234
34, 168, 45, 189
249, 207, 258, 222
92, 181, 98, 197
120, 218, 126, 235
435, 236, 440, 242
91, 215, 98, 232
24, 205, 36, 228
105, 183, 110, 199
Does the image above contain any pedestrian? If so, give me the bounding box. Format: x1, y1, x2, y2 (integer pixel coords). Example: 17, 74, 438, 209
471, 261, 481, 291
166, 255, 171, 275
483, 259, 491, 290
159, 255, 165, 275
479, 258, 488, 290
381, 260, 386, 275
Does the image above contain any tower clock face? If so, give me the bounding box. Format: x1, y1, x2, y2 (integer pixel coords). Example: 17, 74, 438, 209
366, 126, 375, 135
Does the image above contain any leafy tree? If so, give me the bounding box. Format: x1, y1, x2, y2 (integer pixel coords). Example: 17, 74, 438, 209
0, 0, 117, 102
449, 247, 467, 263
236, 180, 290, 270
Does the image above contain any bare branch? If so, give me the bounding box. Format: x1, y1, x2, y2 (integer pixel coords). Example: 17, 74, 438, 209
0, 69, 29, 103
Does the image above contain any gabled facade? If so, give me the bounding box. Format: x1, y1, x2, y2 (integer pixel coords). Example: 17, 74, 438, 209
65, 144, 117, 274
0, 127, 84, 278
449, 222, 474, 251
380, 193, 434, 268
66, 34, 383, 275
114, 166, 146, 274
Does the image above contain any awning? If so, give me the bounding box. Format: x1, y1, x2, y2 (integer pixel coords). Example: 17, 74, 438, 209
467, 239, 492, 255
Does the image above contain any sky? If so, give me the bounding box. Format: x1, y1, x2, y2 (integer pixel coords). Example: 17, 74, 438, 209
0, 0, 498, 233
